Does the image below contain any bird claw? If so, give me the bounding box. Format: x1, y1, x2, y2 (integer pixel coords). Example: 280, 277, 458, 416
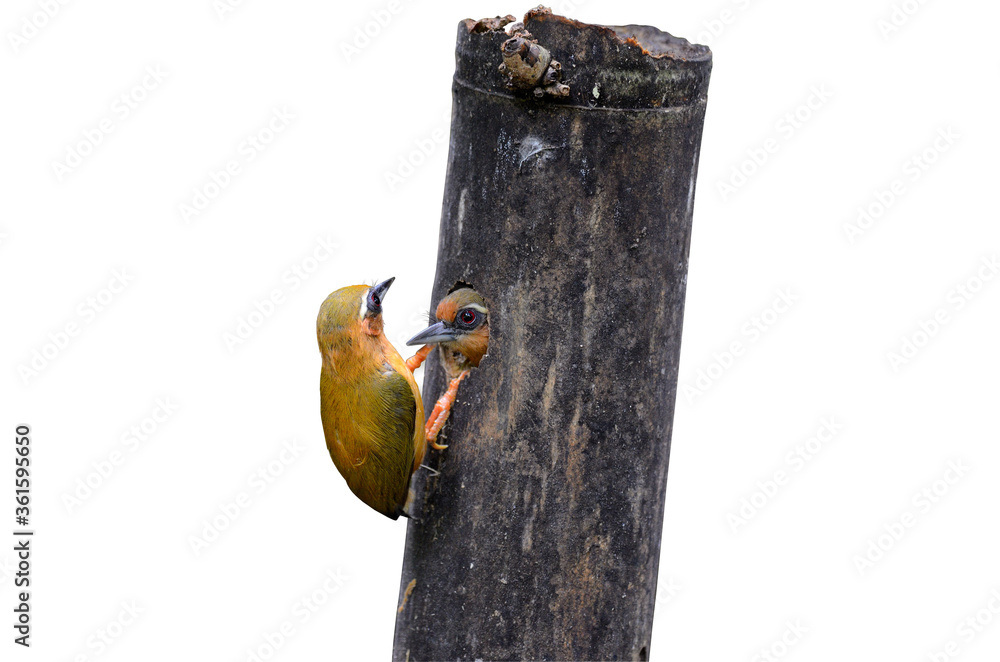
425, 370, 470, 449
419, 463, 440, 477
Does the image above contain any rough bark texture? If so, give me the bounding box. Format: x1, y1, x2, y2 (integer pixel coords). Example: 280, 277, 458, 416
393, 8, 711, 661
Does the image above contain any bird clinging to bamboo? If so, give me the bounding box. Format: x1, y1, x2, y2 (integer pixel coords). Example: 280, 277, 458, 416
406, 287, 490, 448
317, 278, 425, 519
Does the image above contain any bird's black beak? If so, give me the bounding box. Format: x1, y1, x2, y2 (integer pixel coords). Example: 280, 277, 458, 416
373, 277, 395, 301
406, 320, 457, 346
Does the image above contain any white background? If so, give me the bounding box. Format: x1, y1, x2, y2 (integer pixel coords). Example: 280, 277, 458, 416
2, 0, 998, 660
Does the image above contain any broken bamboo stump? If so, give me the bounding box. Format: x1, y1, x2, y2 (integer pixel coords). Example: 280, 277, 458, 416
393, 7, 712, 660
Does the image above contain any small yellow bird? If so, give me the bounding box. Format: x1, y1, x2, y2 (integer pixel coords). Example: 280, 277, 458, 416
406, 287, 490, 448
317, 278, 425, 519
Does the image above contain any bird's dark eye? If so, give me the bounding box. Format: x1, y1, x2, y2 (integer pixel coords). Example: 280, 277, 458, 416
367, 292, 382, 313
458, 309, 477, 325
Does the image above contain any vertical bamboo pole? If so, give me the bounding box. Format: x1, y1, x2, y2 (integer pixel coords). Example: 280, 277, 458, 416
393, 7, 711, 660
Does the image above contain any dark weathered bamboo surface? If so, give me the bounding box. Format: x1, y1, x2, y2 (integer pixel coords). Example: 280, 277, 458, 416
393, 7, 711, 661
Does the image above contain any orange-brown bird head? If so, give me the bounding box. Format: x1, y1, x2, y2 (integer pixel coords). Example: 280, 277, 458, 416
406, 287, 489, 368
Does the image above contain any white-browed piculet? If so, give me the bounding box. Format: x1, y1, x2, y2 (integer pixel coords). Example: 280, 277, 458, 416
316, 278, 425, 519
405, 287, 490, 448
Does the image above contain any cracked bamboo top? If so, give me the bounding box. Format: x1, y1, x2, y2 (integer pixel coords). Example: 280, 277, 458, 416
456, 6, 712, 110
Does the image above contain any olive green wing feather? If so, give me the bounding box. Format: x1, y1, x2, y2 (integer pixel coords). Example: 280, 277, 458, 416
363, 366, 418, 518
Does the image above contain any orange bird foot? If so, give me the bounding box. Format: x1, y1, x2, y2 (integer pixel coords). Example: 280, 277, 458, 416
405, 344, 432, 373
426, 370, 470, 449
